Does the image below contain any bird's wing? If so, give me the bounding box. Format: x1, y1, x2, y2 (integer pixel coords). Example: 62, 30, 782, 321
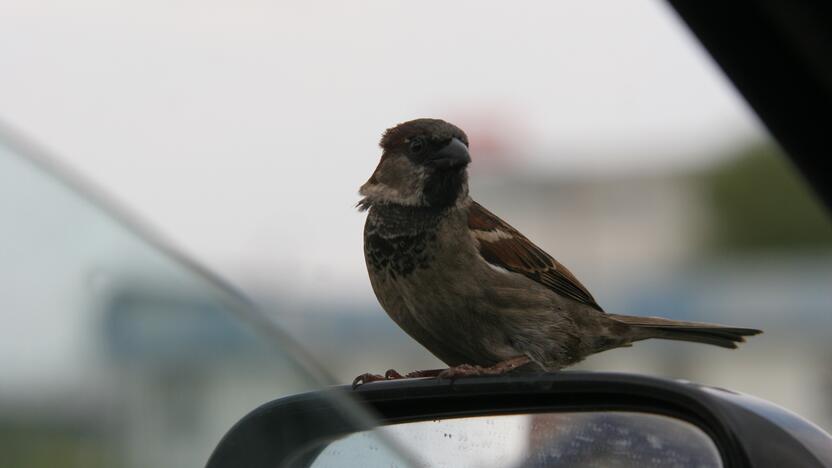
467, 201, 603, 311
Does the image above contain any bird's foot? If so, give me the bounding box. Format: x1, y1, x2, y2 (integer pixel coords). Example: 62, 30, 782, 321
383, 368, 443, 380
352, 372, 385, 389
353, 368, 445, 389
438, 356, 531, 381
383, 369, 405, 380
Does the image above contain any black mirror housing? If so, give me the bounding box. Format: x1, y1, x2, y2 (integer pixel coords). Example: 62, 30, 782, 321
206, 372, 832, 468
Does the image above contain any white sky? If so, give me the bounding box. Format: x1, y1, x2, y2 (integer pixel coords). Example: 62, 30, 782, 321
0, 0, 767, 299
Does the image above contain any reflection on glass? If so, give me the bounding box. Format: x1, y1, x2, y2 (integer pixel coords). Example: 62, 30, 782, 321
313, 412, 721, 468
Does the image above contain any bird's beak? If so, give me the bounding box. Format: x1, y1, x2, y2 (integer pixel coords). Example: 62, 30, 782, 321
429, 138, 471, 169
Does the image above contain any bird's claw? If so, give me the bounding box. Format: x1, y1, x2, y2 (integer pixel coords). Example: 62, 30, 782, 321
352, 369, 410, 389
384, 369, 405, 379
352, 372, 385, 389
353, 368, 444, 388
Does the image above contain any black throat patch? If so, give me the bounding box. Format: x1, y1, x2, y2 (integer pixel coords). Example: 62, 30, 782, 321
423, 169, 466, 208
364, 204, 444, 278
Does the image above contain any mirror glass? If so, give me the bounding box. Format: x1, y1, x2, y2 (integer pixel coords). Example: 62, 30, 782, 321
312, 411, 722, 468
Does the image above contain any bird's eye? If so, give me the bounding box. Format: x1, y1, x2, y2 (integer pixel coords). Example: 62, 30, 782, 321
409, 138, 425, 155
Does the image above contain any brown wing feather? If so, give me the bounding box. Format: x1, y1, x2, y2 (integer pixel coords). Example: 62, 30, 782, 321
468, 201, 603, 311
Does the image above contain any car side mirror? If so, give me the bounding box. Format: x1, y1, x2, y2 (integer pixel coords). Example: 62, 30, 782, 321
206, 372, 832, 468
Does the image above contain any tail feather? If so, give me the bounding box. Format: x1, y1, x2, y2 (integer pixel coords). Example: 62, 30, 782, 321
608, 314, 763, 349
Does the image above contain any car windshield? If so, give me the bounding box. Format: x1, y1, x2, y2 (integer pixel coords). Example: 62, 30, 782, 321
3, 2, 832, 468
0, 133, 390, 467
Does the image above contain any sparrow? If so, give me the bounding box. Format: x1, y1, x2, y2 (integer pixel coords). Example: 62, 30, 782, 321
354, 118, 761, 387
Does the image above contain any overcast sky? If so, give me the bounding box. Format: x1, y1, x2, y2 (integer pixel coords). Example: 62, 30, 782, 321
0, 0, 768, 299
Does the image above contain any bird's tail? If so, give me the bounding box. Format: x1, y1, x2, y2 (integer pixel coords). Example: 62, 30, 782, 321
608, 314, 762, 349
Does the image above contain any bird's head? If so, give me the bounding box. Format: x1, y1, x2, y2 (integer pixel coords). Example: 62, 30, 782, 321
359, 118, 471, 210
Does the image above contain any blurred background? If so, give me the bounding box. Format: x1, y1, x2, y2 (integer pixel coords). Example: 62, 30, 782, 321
1, 0, 831, 467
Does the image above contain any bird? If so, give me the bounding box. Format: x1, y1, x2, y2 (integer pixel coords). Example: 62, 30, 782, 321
353, 118, 761, 387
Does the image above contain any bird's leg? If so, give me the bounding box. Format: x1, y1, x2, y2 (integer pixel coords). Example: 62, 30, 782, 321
490, 355, 533, 373
438, 356, 531, 380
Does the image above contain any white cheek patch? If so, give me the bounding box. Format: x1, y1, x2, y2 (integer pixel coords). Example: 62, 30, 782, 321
359, 183, 424, 206
359, 155, 429, 207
